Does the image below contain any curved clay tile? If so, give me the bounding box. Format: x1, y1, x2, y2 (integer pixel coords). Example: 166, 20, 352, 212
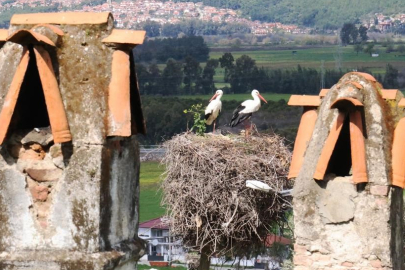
399, 98, 405, 107
108, 50, 131, 137
319, 89, 329, 97
392, 118, 405, 188
349, 110, 367, 183
0, 29, 8, 42
330, 97, 363, 109
33, 46, 72, 143
102, 29, 146, 47
31, 24, 64, 36
288, 95, 321, 106
288, 108, 318, 179
343, 81, 363, 90
7, 29, 55, 47
0, 48, 30, 145
314, 112, 345, 180
381, 89, 398, 100
10, 12, 112, 25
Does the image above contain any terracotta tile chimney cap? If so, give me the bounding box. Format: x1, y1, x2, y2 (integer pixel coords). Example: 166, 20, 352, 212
0, 29, 8, 41
398, 98, 405, 107
31, 24, 64, 36
7, 29, 55, 47
381, 89, 398, 100
10, 12, 112, 25
102, 29, 146, 46
288, 95, 321, 107
330, 97, 363, 109
319, 89, 329, 97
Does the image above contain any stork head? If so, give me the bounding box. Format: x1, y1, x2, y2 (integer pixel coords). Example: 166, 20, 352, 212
209, 89, 223, 102
252, 89, 267, 103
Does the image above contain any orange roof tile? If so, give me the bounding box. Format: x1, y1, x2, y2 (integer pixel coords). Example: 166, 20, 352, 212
11, 12, 112, 25
31, 24, 64, 36
399, 98, 405, 107
7, 29, 55, 47
319, 89, 329, 97
288, 95, 321, 106
314, 112, 345, 180
102, 29, 146, 46
0, 29, 8, 41
288, 108, 318, 179
381, 89, 398, 100
349, 110, 367, 183
330, 97, 363, 109
344, 81, 363, 89
392, 117, 405, 188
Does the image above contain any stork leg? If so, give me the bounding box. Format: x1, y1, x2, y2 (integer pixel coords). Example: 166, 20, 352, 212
213, 121, 216, 134
244, 120, 251, 139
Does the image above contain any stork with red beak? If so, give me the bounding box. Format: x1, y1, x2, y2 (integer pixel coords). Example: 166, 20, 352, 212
205, 89, 223, 133
229, 89, 267, 137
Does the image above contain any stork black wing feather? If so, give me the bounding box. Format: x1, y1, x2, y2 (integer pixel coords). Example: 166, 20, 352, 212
230, 105, 251, 127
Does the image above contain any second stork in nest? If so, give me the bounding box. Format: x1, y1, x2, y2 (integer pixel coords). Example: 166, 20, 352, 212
229, 89, 267, 137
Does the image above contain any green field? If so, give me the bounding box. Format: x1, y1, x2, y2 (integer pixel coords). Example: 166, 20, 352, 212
177, 93, 291, 102
139, 161, 166, 222
209, 45, 405, 74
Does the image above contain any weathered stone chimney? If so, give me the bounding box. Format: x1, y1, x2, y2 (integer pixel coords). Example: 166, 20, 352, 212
0, 12, 146, 269
288, 72, 404, 269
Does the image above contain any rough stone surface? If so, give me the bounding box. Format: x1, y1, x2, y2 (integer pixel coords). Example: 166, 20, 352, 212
292, 73, 404, 269
25, 161, 63, 181
30, 185, 48, 201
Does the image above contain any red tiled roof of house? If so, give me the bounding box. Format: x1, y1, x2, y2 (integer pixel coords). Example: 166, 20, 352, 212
265, 234, 292, 247
139, 217, 169, 229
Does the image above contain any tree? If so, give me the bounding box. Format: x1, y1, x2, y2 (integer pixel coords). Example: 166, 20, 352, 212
397, 44, 405, 54
354, 43, 363, 55
358, 25, 368, 42
183, 56, 202, 95
218, 53, 235, 83
364, 43, 375, 56
383, 64, 399, 89
340, 23, 360, 45
142, 20, 161, 37
197, 59, 219, 94
161, 59, 184, 95
229, 55, 257, 93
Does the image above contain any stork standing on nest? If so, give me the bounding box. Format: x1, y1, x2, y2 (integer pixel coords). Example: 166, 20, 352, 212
229, 89, 267, 137
205, 89, 223, 133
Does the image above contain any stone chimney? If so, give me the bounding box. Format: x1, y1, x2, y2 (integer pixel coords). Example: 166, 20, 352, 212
0, 12, 146, 269
288, 72, 404, 270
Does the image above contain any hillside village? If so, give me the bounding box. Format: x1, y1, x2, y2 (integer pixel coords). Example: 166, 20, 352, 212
0, 0, 308, 34
1, 0, 405, 35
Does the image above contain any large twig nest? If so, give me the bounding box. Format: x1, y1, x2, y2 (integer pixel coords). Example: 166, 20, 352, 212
161, 133, 293, 257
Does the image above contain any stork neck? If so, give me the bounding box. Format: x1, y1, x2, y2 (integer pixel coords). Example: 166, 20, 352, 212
252, 94, 261, 103
215, 94, 222, 101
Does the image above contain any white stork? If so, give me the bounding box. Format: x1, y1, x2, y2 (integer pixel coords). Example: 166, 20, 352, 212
229, 89, 267, 137
205, 89, 223, 133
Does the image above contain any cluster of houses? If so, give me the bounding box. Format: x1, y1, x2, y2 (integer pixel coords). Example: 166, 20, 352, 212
0, 0, 308, 35
363, 13, 405, 32
138, 217, 291, 268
